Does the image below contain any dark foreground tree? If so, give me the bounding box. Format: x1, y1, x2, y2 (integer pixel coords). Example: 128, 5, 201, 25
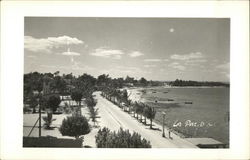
95, 127, 151, 148
59, 115, 90, 139
42, 94, 61, 129
45, 95, 61, 112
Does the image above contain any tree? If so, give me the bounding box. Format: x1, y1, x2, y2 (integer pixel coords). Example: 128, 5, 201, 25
23, 72, 43, 99
71, 89, 83, 106
89, 107, 99, 127
85, 96, 99, 126
45, 95, 61, 112
97, 74, 110, 87
51, 75, 67, 94
42, 94, 61, 129
144, 105, 156, 129
134, 102, 143, 122
59, 115, 91, 139
95, 127, 151, 148
28, 94, 38, 113
139, 77, 148, 86
85, 96, 97, 108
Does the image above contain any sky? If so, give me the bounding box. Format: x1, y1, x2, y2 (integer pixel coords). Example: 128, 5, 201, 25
24, 17, 230, 81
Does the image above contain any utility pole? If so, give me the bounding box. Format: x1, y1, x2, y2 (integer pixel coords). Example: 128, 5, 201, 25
38, 98, 41, 137
162, 111, 166, 137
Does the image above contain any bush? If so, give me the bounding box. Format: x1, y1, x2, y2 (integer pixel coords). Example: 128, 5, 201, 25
95, 127, 151, 148
59, 115, 90, 139
42, 114, 56, 129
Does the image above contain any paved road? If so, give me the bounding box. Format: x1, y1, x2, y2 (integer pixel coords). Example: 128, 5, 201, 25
94, 91, 198, 148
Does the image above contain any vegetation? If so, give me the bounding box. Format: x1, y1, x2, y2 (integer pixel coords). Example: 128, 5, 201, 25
143, 104, 156, 129
95, 127, 151, 148
169, 79, 229, 87
23, 71, 229, 146
42, 115, 56, 129
101, 88, 157, 129
28, 94, 39, 113
59, 115, 90, 139
85, 96, 99, 126
43, 95, 61, 112
71, 89, 83, 106
42, 94, 61, 129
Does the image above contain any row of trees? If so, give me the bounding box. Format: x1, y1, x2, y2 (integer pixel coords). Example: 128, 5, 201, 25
24, 72, 164, 103
169, 79, 230, 87
23, 71, 154, 147
101, 88, 156, 129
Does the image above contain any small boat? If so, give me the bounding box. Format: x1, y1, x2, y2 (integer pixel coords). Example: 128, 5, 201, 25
152, 91, 156, 93
184, 101, 193, 104
167, 99, 174, 101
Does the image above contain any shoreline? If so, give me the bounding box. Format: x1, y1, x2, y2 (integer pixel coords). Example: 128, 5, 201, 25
125, 86, 229, 144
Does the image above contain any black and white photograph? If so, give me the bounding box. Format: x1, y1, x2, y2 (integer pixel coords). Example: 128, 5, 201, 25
0, 1, 249, 160
23, 17, 230, 148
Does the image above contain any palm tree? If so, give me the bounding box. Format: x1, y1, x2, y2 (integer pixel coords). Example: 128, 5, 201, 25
144, 105, 156, 129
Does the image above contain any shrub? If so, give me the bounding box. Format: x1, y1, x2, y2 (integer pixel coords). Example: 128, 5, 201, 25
95, 127, 151, 148
59, 115, 90, 139
63, 102, 72, 114
42, 114, 56, 129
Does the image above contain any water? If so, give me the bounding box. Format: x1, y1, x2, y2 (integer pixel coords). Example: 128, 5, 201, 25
137, 87, 229, 144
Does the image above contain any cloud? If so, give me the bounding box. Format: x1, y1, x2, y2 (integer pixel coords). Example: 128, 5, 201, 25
170, 52, 203, 60
144, 64, 157, 68
24, 35, 84, 53
102, 66, 150, 77
144, 59, 162, 62
168, 62, 186, 70
185, 59, 207, 66
216, 62, 229, 70
61, 51, 80, 56
71, 62, 94, 71
128, 51, 144, 57
169, 28, 175, 33
89, 47, 124, 59
40, 62, 94, 71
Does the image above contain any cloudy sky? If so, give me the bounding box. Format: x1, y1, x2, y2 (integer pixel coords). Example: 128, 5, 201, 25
24, 17, 229, 81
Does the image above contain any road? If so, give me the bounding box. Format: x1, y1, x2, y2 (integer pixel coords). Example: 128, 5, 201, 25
94, 91, 198, 148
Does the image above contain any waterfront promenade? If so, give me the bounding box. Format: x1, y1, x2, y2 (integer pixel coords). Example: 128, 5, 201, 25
94, 91, 197, 148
